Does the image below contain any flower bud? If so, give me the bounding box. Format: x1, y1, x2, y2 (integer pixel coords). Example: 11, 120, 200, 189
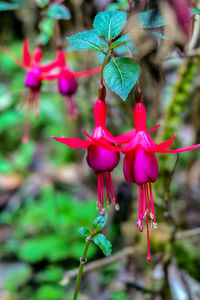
87, 145, 120, 173
58, 76, 78, 96
123, 148, 158, 185
24, 68, 41, 91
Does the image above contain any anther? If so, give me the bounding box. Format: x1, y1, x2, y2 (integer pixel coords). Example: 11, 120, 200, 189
150, 212, 154, 220
115, 204, 120, 211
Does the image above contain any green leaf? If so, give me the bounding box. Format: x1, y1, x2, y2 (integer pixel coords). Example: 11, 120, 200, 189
149, 31, 168, 40
37, 18, 54, 45
0, 158, 13, 173
104, 57, 140, 100
93, 213, 107, 231
93, 234, 112, 256
38, 0, 50, 8
37, 265, 63, 283
0, 1, 18, 10
191, 8, 200, 15
93, 10, 127, 41
47, 4, 71, 20
110, 34, 130, 49
4, 264, 31, 292
67, 29, 106, 52
137, 9, 166, 28
34, 284, 65, 300
78, 227, 90, 236
0, 110, 21, 133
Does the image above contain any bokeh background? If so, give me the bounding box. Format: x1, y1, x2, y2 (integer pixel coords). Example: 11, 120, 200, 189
0, 0, 200, 299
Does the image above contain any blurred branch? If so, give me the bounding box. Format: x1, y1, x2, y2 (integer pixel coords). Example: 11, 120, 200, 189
61, 246, 138, 286
175, 227, 200, 240
61, 225, 200, 286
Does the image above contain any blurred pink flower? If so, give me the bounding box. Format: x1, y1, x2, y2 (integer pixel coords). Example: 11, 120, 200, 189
2, 40, 58, 142
168, 0, 192, 36
45, 48, 101, 119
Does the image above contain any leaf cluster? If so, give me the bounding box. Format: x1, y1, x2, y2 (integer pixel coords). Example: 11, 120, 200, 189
78, 212, 112, 256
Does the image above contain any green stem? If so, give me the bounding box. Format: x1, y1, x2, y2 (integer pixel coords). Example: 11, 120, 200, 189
73, 237, 92, 300
100, 48, 111, 84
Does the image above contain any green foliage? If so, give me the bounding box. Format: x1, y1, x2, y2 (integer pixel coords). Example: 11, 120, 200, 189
4, 264, 32, 292
38, 0, 50, 8
93, 212, 107, 231
104, 57, 140, 100
1, 187, 97, 262
110, 290, 131, 300
33, 285, 66, 300
93, 234, 112, 256
149, 31, 167, 40
78, 227, 90, 236
18, 235, 70, 263
47, 4, 71, 20
0, 1, 18, 10
107, 0, 128, 10
67, 30, 107, 52
110, 34, 130, 49
37, 18, 54, 45
93, 10, 127, 41
37, 265, 64, 283
137, 9, 166, 28
191, 8, 200, 15
173, 240, 200, 281
0, 110, 22, 133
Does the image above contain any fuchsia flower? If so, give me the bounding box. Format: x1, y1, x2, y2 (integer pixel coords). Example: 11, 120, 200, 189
52, 86, 129, 211
114, 98, 200, 261
3, 40, 58, 142
168, 0, 192, 37
45, 48, 101, 119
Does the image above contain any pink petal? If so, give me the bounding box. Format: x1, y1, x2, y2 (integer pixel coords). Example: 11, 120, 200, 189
40, 60, 59, 72
23, 39, 31, 67
163, 143, 200, 154
83, 130, 120, 151
51, 136, 91, 148
114, 129, 136, 143
147, 125, 160, 133
74, 66, 101, 78
148, 134, 176, 152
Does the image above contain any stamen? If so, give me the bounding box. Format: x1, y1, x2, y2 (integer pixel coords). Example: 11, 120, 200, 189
67, 96, 77, 119
97, 173, 103, 210
22, 121, 30, 143
104, 172, 119, 210
149, 183, 156, 224
144, 185, 151, 261
105, 172, 112, 205
33, 91, 40, 117
100, 172, 104, 210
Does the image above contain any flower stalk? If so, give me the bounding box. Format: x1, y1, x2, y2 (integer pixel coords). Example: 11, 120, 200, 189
73, 236, 92, 300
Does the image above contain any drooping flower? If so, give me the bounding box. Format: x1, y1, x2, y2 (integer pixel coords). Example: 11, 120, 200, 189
167, 0, 192, 37
52, 86, 127, 211
3, 40, 58, 142
45, 47, 101, 119
117, 97, 200, 261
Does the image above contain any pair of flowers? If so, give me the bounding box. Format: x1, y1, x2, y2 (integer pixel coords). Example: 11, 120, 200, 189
52, 85, 200, 261
3, 40, 100, 142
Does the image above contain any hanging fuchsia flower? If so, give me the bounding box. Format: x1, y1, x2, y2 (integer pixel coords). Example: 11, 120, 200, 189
115, 99, 200, 261
45, 48, 101, 119
2, 40, 58, 142
168, 0, 192, 37
52, 86, 128, 211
